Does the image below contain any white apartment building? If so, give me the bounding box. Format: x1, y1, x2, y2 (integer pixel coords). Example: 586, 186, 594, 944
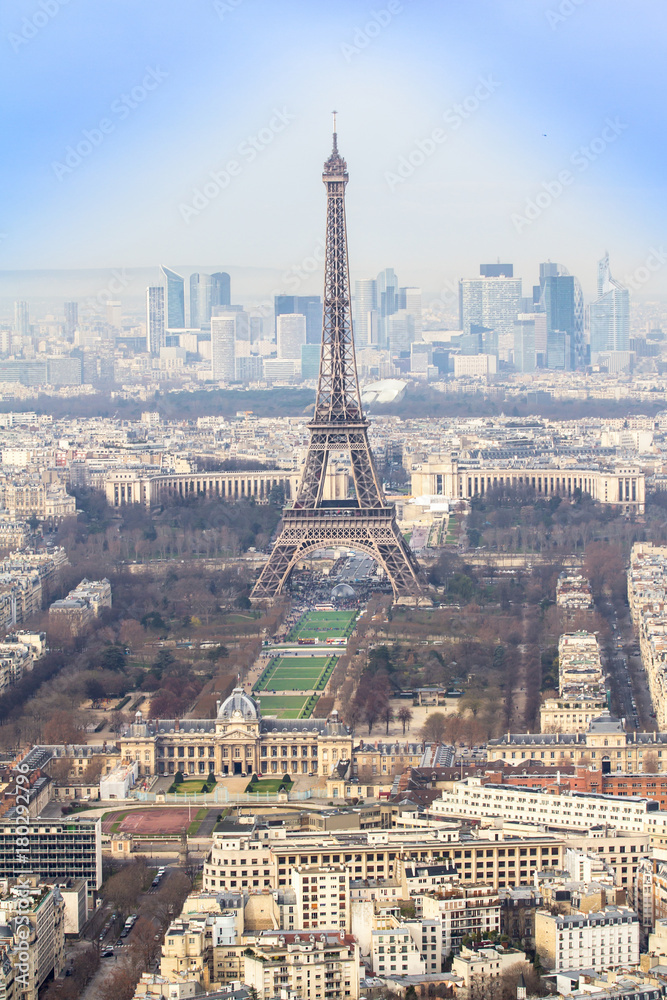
535, 906, 639, 972
371, 925, 425, 977
244, 930, 360, 1000
431, 776, 658, 834
420, 885, 501, 955
451, 944, 527, 987
292, 865, 350, 932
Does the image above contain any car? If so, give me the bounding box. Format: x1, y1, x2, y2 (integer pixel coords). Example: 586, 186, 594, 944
102, 948, 114, 958
151, 879, 159, 887
98, 932, 105, 942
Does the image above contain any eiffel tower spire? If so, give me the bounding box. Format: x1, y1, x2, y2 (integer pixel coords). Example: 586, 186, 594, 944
251, 123, 423, 602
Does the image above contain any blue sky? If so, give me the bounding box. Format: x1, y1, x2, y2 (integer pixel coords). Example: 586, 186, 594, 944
1, 0, 666, 301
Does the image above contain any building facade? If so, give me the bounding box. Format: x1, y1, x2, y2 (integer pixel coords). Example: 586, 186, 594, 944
120, 689, 352, 780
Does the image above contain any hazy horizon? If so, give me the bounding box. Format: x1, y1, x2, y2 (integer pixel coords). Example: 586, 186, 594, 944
2, 0, 667, 307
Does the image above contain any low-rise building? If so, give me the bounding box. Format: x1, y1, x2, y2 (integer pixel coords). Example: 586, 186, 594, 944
535, 905, 639, 972
451, 943, 527, 987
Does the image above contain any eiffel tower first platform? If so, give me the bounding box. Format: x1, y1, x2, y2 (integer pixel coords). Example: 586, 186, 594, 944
251, 121, 424, 603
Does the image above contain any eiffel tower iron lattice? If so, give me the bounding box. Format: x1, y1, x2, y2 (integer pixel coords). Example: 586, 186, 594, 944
251, 122, 423, 602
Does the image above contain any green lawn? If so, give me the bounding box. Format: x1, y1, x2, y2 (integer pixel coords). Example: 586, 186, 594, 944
254, 694, 311, 718
245, 777, 293, 793
287, 610, 356, 642
170, 779, 216, 794
256, 655, 331, 691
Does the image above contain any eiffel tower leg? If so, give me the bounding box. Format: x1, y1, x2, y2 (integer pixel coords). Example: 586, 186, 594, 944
250, 541, 299, 600
251, 516, 424, 603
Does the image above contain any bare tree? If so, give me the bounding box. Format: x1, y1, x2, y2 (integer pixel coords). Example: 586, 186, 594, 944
382, 703, 395, 735
397, 706, 413, 735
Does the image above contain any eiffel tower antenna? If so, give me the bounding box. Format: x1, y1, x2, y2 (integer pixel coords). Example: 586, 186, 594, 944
251, 122, 423, 603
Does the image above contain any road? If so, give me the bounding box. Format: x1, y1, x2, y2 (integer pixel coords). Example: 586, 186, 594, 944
602, 598, 656, 732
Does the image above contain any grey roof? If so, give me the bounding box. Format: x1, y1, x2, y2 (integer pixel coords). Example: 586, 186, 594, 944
218, 687, 260, 721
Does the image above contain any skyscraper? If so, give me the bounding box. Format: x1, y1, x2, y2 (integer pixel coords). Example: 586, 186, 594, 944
538, 262, 584, 368
211, 315, 236, 381
513, 314, 537, 372
354, 279, 377, 348
190, 273, 211, 329
400, 286, 422, 339
277, 314, 307, 359
459, 272, 522, 360
590, 252, 630, 355
210, 272, 231, 310
160, 266, 185, 329
13, 301, 29, 337
64, 302, 78, 340
274, 295, 322, 344
480, 263, 514, 278
146, 286, 165, 355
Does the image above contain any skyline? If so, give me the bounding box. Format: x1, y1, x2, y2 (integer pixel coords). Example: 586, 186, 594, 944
1, 0, 667, 303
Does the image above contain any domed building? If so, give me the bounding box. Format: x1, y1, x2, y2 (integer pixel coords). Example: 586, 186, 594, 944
121, 688, 352, 780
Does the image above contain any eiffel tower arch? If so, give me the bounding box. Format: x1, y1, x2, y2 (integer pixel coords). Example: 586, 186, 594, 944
252, 120, 424, 603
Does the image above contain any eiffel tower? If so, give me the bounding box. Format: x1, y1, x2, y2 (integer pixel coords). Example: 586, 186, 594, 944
251, 118, 423, 602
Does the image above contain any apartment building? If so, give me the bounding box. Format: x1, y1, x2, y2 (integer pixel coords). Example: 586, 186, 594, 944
451, 944, 527, 988
535, 906, 639, 972
203, 829, 465, 894
0, 877, 65, 1000
292, 865, 350, 932
0, 817, 102, 890
420, 885, 501, 955
243, 930, 360, 1000
371, 925, 425, 977
556, 573, 594, 612
488, 713, 667, 773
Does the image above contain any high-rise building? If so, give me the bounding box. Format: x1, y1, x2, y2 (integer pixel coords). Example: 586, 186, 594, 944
377, 267, 399, 319
459, 272, 522, 360
146, 286, 165, 355
354, 278, 378, 348
386, 310, 415, 354
211, 315, 237, 381
547, 329, 570, 370
64, 302, 78, 340
480, 263, 514, 277
590, 252, 630, 355
210, 271, 231, 310
513, 314, 537, 373
400, 286, 422, 339
13, 301, 29, 337
160, 265, 185, 330
538, 262, 584, 368
189, 273, 211, 329
106, 300, 122, 329
274, 295, 322, 344
301, 343, 320, 379
277, 313, 307, 359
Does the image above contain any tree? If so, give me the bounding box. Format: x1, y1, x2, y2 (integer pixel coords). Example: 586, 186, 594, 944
420, 711, 448, 744
43, 710, 80, 745
382, 703, 395, 735
85, 678, 106, 707
643, 751, 659, 773
364, 700, 380, 736
97, 966, 137, 1000
397, 706, 413, 734
97, 645, 126, 672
